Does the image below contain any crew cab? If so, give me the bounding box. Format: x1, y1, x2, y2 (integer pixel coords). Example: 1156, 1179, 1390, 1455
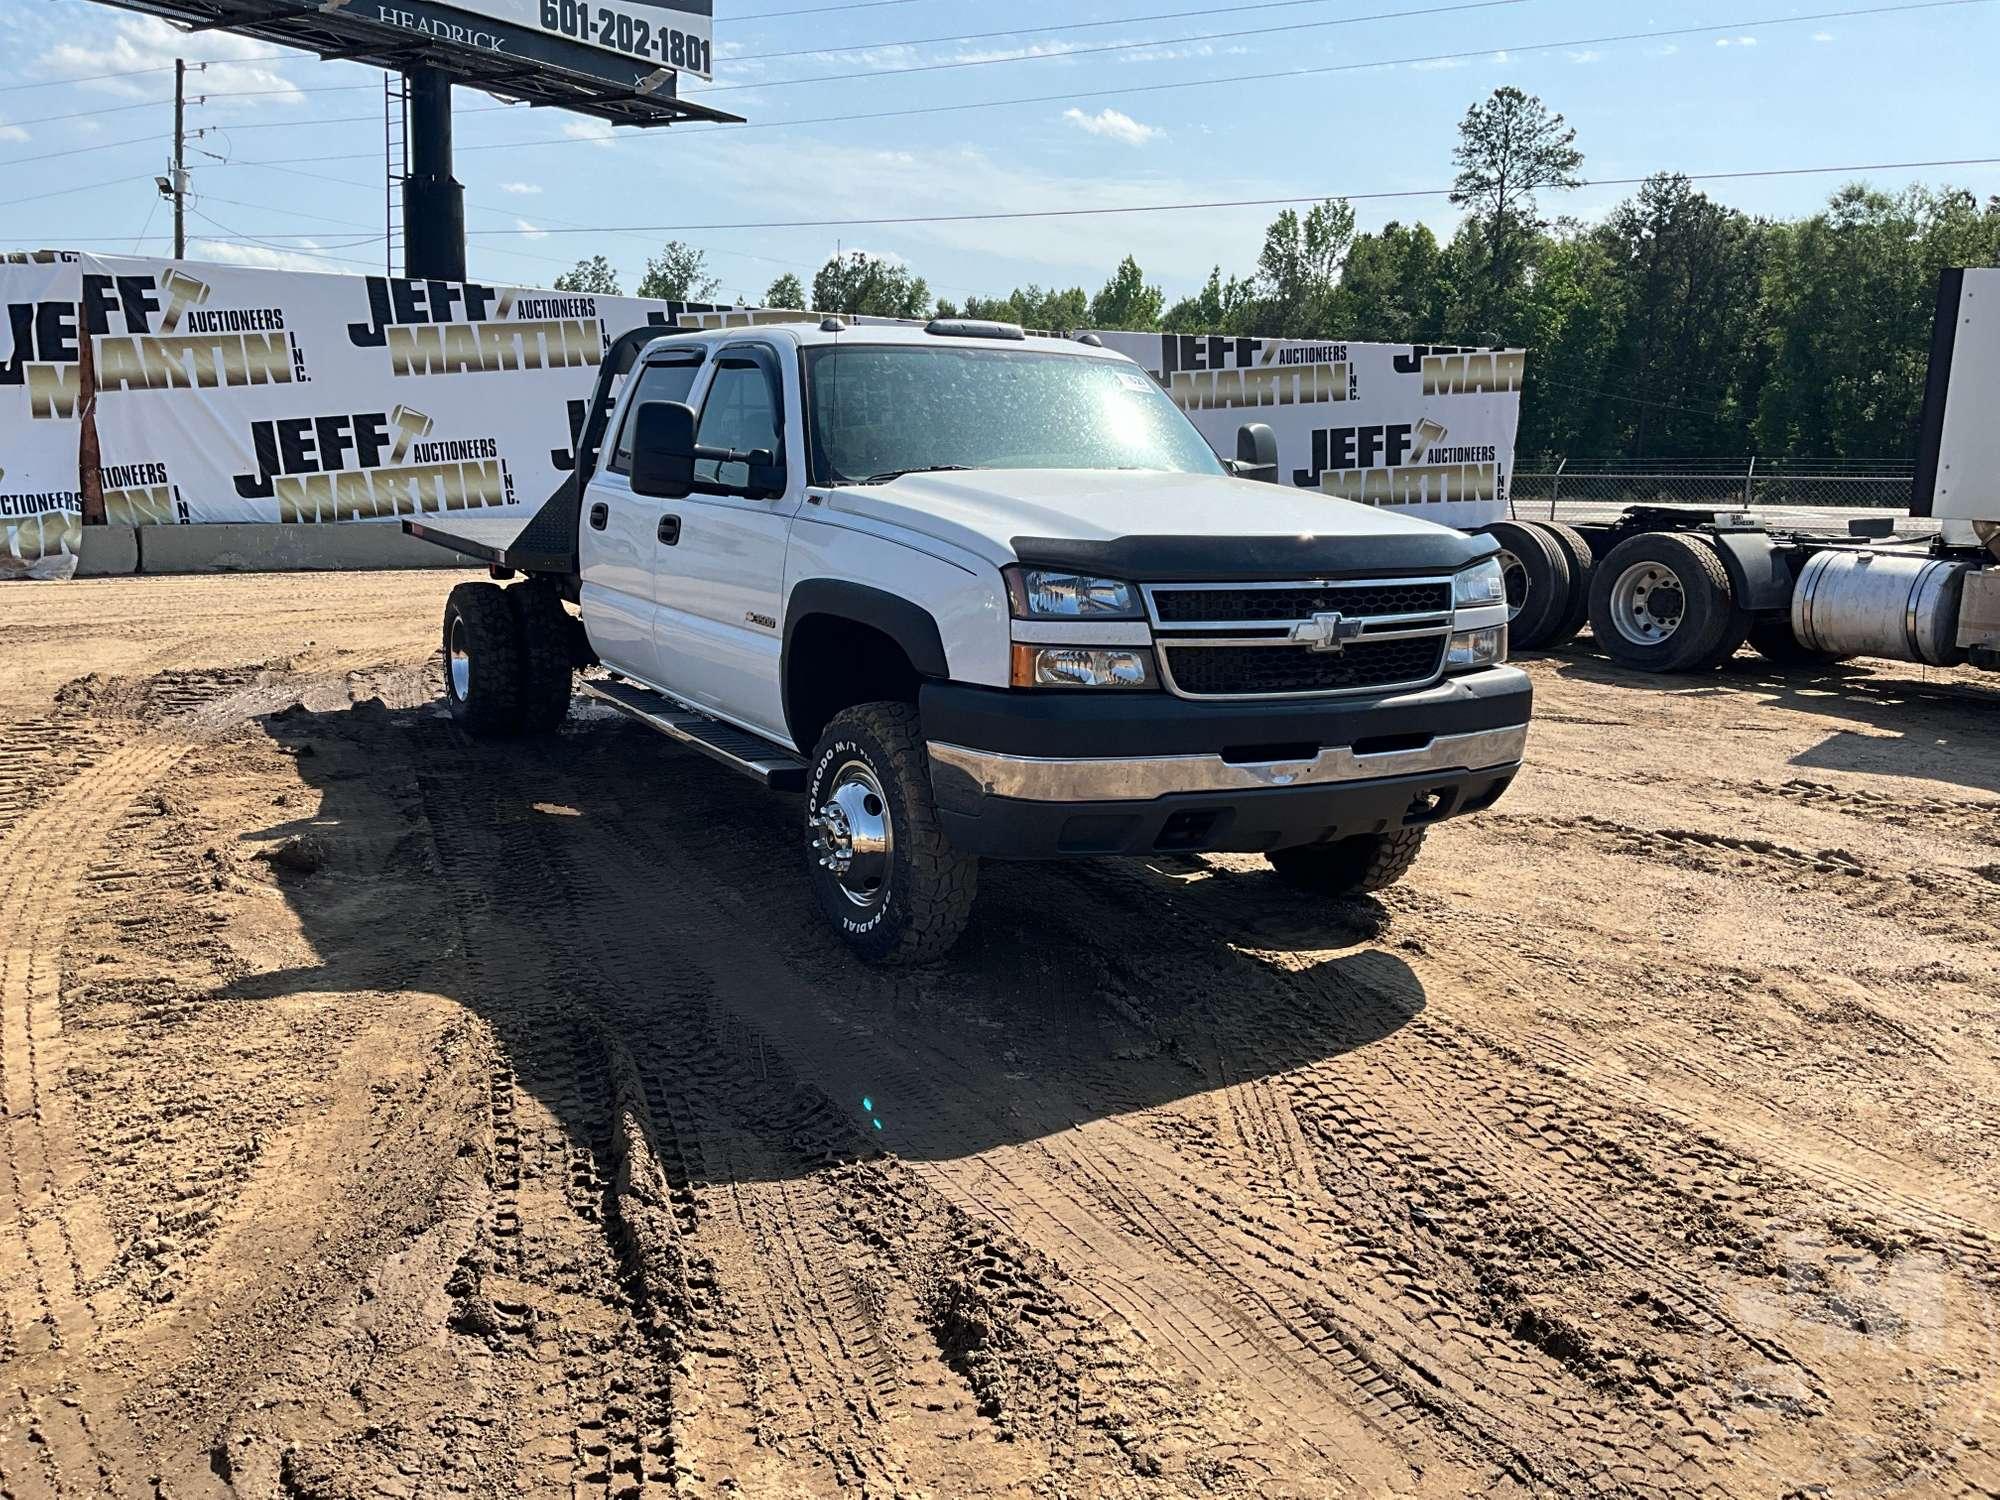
407, 318, 1532, 963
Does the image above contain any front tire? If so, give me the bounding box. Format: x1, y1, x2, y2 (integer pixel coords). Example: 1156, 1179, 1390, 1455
1587, 532, 1742, 674
806, 703, 978, 965
443, 582, 526, 737
1268, 828, 1427, 896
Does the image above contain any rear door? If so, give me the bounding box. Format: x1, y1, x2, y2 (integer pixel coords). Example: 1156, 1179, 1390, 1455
651, 341, 801, 740
576, 345, 706, 684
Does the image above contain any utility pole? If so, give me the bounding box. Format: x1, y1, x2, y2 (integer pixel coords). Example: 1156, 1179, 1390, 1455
172, 58, 186, 259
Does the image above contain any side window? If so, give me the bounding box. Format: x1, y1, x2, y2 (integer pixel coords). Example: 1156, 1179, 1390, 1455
694, 356, 784, 490
608, 354, 704, 475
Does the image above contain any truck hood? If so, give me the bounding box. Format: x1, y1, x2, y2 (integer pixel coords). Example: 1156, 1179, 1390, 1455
822, 468, 1494, 581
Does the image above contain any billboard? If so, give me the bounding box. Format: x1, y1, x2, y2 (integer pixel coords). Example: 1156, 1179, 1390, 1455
1093, 332, 1526, 533
78, 0, 730, 124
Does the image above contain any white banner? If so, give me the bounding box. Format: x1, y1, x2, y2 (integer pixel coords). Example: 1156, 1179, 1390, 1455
0, 252, 86, 580
1, 256, 1528, 584
36, 253, 758, 531
1092, 332, 1525, 532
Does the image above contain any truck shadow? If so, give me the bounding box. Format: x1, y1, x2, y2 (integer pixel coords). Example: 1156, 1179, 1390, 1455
220, 694, 1428, 1178
1547, 648, 2000, 796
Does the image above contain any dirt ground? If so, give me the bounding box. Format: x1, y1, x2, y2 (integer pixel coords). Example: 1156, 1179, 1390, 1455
2, 570, 1998, 1500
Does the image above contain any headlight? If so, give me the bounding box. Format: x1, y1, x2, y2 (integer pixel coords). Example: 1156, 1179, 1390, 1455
1453, 557, 1507, 610
1445, 625, 1508, 671
1004, 566, 1143, 620
1011, 645, 1156, 689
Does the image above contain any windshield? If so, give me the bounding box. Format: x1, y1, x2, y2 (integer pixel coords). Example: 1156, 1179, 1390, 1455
804, 343, 1225, 485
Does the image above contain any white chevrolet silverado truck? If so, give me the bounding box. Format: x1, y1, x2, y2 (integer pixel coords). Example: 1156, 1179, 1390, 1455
406, 318, 1532, 963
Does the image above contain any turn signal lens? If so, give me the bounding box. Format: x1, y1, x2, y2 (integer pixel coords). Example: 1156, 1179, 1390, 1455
1010, 644, 1155, 688
1445, 625, 1507, 671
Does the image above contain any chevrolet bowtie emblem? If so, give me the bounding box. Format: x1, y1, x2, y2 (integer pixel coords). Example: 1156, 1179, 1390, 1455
1289, 612, 1367, 653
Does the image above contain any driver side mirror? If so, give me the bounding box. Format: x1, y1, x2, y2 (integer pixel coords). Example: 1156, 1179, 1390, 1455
629, 400, 698, 499
1230, 422, 1280, 484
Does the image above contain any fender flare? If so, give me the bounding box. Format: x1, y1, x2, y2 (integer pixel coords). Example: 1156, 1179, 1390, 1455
1703, 530, 1798, 614
781, 579, 950, 740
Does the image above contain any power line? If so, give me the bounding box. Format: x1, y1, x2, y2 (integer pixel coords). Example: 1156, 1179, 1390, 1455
59, 155, 1997, 242
723, 0, 1513, 66
11, 171, 158, 207
0, 49, 322, 94
727, 0, 943, 20
695, 0, 1527, 94
227, 0, 1998, 165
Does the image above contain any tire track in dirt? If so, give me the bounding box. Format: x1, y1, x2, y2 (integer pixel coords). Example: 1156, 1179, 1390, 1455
0, 735, 190, 1498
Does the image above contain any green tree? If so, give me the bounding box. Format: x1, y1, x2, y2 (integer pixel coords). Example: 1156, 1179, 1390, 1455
551, 255, 620, 295
636, 240, 720, 302
1250, 199, 1355, 337
762, 272, 807, 309
946, 285, 1088, 331
1756, 185, 2000, 459
1593, 174, 1769, 459
812, 251, 931, 318
1449, 87, 1584, 324
1161, 265, 1255, 334
1338, 221, 1449, 344
1088, 255, 1165, 330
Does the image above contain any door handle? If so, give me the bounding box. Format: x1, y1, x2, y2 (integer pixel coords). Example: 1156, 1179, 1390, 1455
588, 502, 609, 531
657, 514, 682, 546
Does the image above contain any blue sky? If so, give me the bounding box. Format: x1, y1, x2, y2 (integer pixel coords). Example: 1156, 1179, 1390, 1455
3, 0, 1996, 304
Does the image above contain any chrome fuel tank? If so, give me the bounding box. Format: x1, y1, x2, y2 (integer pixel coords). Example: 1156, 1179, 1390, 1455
1793, 550, 1971, 665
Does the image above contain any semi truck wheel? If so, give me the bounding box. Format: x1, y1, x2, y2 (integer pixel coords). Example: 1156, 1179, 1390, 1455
1587, 533, 1741, 674
1537, 521, 1596, 648
507, 583, 575, 734
1482, 521, 1573, 651
806, 703, 978, 965
1268, 828, 1428, 896
442, 582, 527, 736
1748, 616, 1844, 669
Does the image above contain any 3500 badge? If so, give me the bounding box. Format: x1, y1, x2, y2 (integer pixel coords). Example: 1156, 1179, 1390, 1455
536, 0, 711, 73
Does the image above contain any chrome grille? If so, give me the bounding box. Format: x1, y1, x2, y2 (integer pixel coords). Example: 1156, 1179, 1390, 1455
1144, 576, 1453, 700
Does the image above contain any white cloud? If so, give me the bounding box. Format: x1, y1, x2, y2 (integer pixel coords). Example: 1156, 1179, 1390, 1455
1715, 34, 1759, 46
1813, 30, 1835, 42
39, 16, 302, 106
562, 118, 616, 148
1062, 107, 1159, 146
1567, 50, 1601, 64
1412, 55, 1470, 71
0, 122, 28, 143
515, 218, 548, 240
189, 238, 341, 273
498, 180, 542, 195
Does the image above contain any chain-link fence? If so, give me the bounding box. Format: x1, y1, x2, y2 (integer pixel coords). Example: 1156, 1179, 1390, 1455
1512, 458, 1918, 527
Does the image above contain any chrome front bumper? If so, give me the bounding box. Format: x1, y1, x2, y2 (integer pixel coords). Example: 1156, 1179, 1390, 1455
927, 723, 1529, 804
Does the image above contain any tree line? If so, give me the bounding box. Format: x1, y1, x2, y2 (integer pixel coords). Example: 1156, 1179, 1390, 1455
552, 86, 2000, 465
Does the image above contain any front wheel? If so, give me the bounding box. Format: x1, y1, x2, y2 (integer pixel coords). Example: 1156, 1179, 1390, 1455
806, 703, 978, 965
1268, 828, 1428, 896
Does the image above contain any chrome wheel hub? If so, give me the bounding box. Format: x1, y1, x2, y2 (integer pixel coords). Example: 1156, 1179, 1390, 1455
810, 759, 893, 908
1610, 561, 1687, 646
449, 615, 472, 701
1496, 548, 1529, 623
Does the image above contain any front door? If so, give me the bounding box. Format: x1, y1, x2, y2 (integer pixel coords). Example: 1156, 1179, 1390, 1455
651, 342, 800, 743
577, 344, 707, 684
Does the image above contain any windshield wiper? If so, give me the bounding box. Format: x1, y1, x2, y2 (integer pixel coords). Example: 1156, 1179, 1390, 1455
852, 464, 980, 486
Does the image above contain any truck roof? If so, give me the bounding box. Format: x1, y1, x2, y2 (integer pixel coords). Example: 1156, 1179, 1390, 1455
636, 319, 1129, 360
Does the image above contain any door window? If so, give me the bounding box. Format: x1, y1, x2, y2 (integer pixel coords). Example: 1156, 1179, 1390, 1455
694, 357, 784, 490
608, 352, 704, 474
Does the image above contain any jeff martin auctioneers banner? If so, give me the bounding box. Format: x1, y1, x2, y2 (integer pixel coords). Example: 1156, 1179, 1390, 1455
3, 251, 1524, 581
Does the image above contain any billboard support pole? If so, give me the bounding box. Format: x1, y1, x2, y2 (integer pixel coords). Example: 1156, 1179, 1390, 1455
172, 59, 186, 259
402, 66, 465, 282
